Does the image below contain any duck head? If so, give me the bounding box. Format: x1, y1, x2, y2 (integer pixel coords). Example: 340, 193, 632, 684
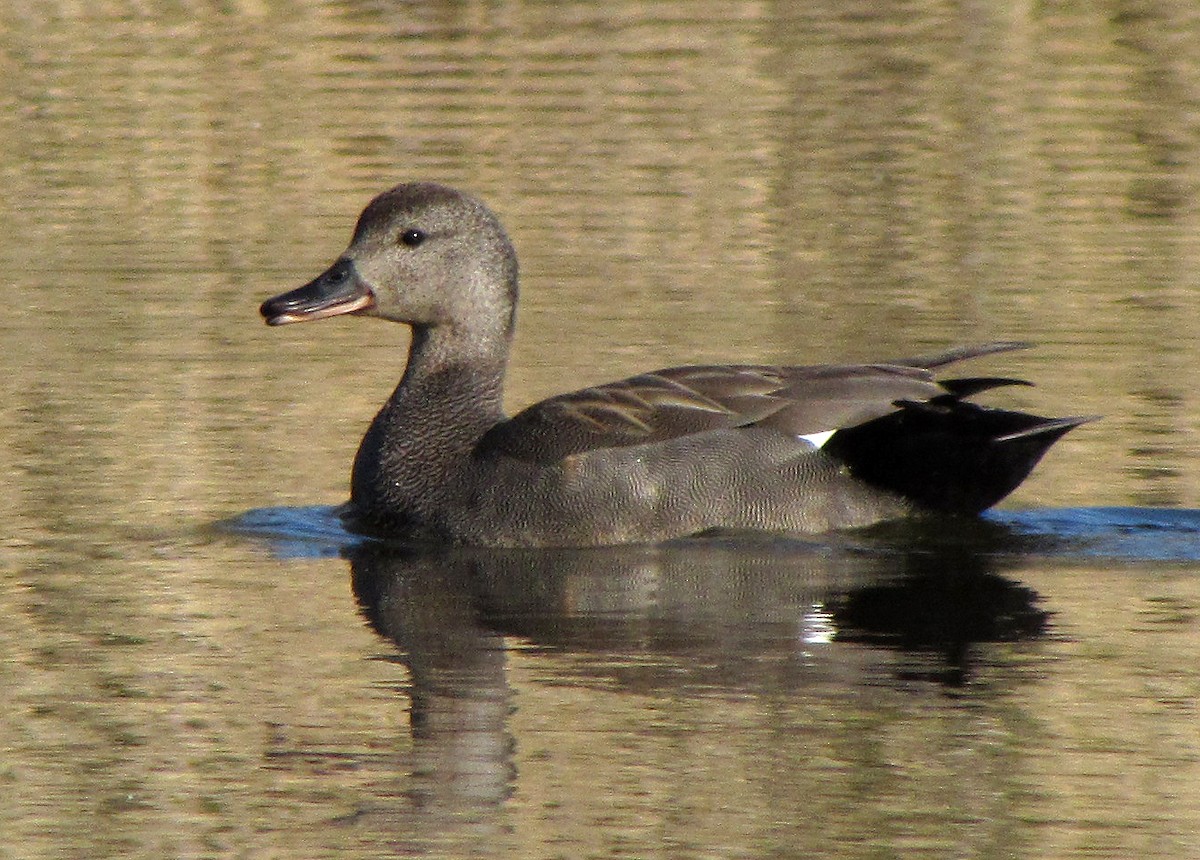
260, 183, 519, 338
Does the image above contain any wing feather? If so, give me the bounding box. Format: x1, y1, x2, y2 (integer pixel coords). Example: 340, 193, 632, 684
476, 342, 1031, 464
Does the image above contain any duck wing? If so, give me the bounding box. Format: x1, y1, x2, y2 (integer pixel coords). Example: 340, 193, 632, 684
478, 342, 1033, 465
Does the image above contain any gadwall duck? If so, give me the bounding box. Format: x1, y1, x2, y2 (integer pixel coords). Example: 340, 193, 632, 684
261, 182, 1090, 547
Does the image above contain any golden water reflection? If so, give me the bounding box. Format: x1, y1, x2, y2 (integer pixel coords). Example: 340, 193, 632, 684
1, 1, 1199, 857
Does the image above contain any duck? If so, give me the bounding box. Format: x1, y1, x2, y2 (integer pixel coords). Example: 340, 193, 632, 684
260, 182, 1091, 548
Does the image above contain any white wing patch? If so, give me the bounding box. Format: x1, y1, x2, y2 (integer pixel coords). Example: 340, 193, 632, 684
797, 429, 836, 449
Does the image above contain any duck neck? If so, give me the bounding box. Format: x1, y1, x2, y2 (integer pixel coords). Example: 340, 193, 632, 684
350, 322, 510, 520
395, 322, 509, 431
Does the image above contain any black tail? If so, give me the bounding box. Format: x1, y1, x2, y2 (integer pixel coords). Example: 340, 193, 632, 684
824, 398, 1096, 515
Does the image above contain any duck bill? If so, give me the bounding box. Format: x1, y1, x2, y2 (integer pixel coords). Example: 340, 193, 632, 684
260, 258, 376, 326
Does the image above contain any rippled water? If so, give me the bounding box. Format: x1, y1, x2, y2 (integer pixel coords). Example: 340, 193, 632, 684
2, 1, 1199, 858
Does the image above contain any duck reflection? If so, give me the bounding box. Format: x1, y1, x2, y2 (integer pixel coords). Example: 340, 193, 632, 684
348, 524, 1048, 812
824, 520, 1049, 687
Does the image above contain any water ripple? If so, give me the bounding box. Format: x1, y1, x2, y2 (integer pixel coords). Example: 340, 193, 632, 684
223, 505, 1200, 564
219, 505, 363, 558
989, 507, 1200, 562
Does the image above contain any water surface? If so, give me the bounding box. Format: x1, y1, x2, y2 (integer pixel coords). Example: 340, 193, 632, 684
1, 1, 1199, 858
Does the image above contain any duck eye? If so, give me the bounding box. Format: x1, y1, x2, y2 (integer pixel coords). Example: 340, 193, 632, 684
399, 228, 425, 248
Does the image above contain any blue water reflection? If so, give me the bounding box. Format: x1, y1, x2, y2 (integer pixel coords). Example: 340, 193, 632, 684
991, 507, 1200, 562
225, 504, 1200, 564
